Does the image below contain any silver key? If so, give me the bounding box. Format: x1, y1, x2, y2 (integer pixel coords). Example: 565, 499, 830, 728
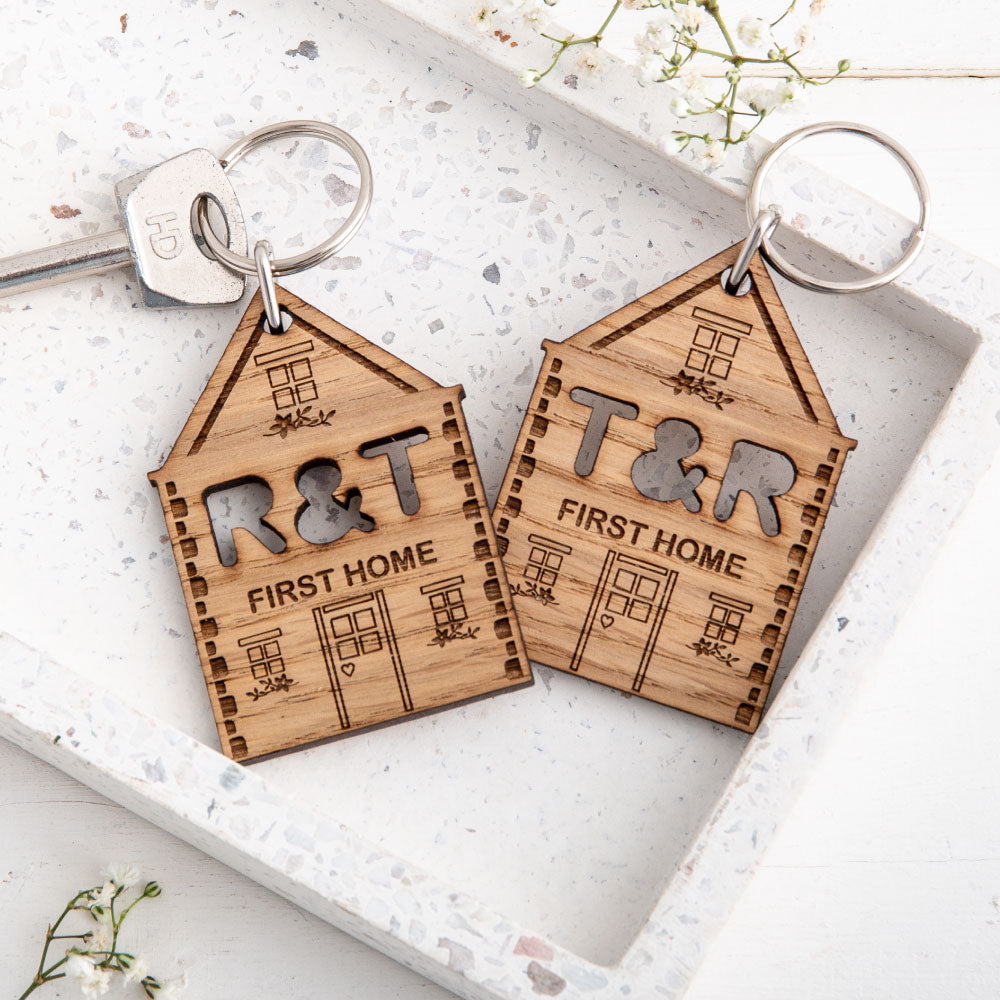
0, 148, 247, 308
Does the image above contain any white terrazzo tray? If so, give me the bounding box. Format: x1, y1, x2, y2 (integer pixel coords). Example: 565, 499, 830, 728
1, 1, 998, 997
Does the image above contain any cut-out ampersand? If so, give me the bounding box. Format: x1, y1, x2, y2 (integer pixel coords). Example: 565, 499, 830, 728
630, 418, 707, 513
295, 460, 375, 544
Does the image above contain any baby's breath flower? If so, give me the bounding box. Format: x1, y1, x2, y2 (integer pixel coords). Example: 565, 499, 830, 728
122, 955, 151, 985
744, 83, 782, 115
104, 862, 141, 890
737, 16, 770, 49
636, 53, 666, 84
678, 68, 705, 99
521, 3, 549, 30
635, 18, 674, 54
575, 47, 605, 77
469, 3, 494, 32
67, 953, 113, 997
794, 23, 816, 50
775, 75, 806, 106
86, 921, 113, 953
659, 133, 689, 156
503, 0, 848, 168
697, 138, 727, 166
89, 882, 115, 908
677, 3, 705, 32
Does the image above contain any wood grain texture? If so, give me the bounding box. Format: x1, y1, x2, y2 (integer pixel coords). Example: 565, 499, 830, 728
494, 245, 855, 732
149, 287, 531, 762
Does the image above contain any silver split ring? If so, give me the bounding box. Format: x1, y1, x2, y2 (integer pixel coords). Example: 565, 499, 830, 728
253, 240, 282, 330
724, 205, 781, 295
746, 121, 931, 295
194, 120, 374, 277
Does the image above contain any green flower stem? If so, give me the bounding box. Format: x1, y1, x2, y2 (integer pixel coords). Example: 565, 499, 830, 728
535, 0, 621, 81
519, 0, 848, 156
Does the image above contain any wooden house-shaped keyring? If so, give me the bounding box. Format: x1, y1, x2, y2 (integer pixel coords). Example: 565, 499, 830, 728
150, 288, 530, 762
494, 245, 856, 732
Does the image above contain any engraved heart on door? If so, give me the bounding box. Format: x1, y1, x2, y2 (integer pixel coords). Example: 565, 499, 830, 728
312, 590, 412, 730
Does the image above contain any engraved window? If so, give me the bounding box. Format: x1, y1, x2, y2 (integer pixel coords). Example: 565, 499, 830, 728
421, 576, 469, 628
523, 534, 572, 588
239, 628, 285, 680
606, 567, 659, 622
331, 608, 383, 658
685, 307, 753, 381
253, 340, 318, 411
703, 593, 753, 646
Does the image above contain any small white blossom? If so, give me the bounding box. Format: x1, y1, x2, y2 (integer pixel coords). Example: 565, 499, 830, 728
575, 47, 605, 77
677, 3, 705, 32
123, 955, 151, 985
737, 16, 770, 50
104, 863, 141, 890
658, 133, 689, 156
90, 882, 115, 908
775, 76, 806, 106
622, 0, 653, 7
634, 18, 674, 54
678, 68, 705, 99
794, 23, 816, 49
744, 83, 782, 115
810, 0, 829, 14
670, 94, 691, 118
697, 138, 727, 166
86, 922, 113, 954
156, 977, 186, 998
635, 53, 665, 84
518, 68, 540, 87
469, 3, 494, 32
66, 954, 112, 997
521, 3, 548, 31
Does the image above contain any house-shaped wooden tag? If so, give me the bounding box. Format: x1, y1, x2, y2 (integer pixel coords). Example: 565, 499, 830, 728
150, 287, 531, 762
493, 245, 856, 732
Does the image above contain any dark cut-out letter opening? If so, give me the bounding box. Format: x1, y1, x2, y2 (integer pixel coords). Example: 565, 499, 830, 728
204, 477, 286, 567
358, 428, 430, 516
714, 441, 797, 537
568, 387, 639, 478
295, 460, 375, 544
631, 418, 707, 513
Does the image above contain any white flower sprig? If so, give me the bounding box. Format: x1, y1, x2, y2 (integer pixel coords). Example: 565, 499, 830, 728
487, 0, 849, 162
17, 865, 178, 1000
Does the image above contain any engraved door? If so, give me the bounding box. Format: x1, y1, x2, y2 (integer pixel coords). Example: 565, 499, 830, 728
570, 552, 677, 693
313, 592, 412, 730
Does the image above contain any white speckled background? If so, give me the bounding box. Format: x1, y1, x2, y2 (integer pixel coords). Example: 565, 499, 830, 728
1, 0, 998, 995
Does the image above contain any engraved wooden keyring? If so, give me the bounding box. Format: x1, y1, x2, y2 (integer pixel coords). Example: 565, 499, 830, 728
494, 122, 931, 734
150, 123, 531, 763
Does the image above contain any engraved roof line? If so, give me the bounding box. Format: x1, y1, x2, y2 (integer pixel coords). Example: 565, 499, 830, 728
188, 322, 266, 456
748, 278, 816, 423
589, 271, 720, 350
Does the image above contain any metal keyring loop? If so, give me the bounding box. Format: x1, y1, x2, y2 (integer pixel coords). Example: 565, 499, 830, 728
194, 120, 373, 277
724, 204, 781, 295
746, 121, 931, 294
253, 240, 282, 330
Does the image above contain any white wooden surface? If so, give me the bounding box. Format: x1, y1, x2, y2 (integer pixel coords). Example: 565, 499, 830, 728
3, 1, 1000, 996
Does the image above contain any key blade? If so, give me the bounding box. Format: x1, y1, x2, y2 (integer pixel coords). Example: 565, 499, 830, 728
116, 147, 248, 308
0, 230, 131, 298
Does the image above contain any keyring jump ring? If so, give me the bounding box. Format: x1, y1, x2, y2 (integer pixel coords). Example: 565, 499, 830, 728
746, 121, 931, 295
254, 240, 283, 331
193, 120, 374, 277
724, 205, 781, 296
